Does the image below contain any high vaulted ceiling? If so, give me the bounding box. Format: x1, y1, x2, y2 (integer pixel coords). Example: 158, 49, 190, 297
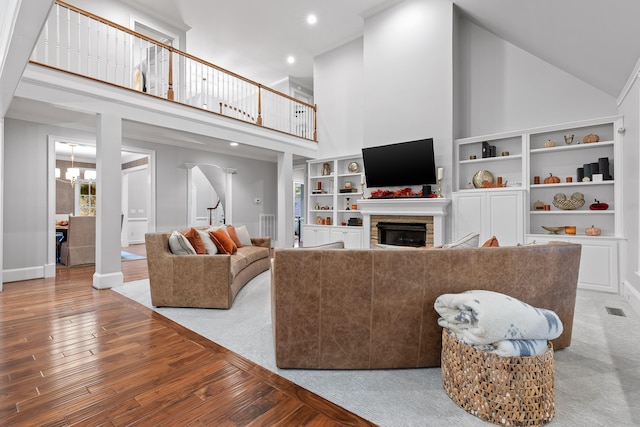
122, 0, 640, 98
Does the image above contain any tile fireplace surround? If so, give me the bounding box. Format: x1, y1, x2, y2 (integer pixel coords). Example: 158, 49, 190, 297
358, 198, 450, 247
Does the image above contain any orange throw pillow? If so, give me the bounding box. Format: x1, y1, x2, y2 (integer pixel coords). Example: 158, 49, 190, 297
209, 229, 238, 254
482, 236, 500, 247
226, 225, 243, 248
183, 228, 206, 254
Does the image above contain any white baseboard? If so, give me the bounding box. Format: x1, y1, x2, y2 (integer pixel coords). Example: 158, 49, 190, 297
3, 266, 45, 282
621, 280, 640, 317
92, 271, 124, 289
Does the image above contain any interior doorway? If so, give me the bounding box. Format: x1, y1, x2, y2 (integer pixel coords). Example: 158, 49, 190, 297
49, 136, 155, 269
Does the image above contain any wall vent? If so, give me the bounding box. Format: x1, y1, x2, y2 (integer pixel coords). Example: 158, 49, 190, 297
259, 214, 276, 245
605, 307, 626, 317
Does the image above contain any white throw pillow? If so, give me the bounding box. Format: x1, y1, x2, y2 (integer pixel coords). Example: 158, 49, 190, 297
443, 232, 480, 249
234, 225, 253, 246
371, 243, 419, 250
301, 241, 345, 249
208, 225, 230, 236
168, 230, 196, 255
196, 229, 219, 254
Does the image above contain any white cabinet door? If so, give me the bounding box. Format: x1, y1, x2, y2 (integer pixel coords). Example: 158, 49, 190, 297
486, 191, 524, 246
452, 193, 483, 241
302, 225, 330, 247
526, 236, 619, 293
330, 227, 364, 249
452, 190, 524, 246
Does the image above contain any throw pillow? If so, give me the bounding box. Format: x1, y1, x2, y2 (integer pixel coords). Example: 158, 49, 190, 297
209, 228, 238, 254
196, 228, 218, 254
482, 236, 500, 247
183, 228, 206, 254
234, 225, 253, 247
168, 230, 196, 255
371, 243, 417, 250
301, 241, 345, 249
226, 225, 244, 248
443, 232, 479, 249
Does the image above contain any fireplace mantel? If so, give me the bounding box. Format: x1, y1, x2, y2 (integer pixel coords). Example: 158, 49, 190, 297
358, 198, 450, 246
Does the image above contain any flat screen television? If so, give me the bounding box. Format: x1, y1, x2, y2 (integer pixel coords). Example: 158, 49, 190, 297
361, 138, 436, 187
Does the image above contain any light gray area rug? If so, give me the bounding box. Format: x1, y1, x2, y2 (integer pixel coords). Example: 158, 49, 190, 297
114, 274, 640, 426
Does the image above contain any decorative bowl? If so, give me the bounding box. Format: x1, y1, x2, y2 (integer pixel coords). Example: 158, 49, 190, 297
541, 226, 565, 234
472, 170, 494, 188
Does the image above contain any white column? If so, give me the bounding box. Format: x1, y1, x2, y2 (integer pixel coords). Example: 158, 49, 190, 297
93, 113, 123, 289
224, 168, 235, 225
277, 151, 293, 248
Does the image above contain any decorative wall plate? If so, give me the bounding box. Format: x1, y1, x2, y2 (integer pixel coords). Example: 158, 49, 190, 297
348, 162, 360, 173
472, 170, 494, 188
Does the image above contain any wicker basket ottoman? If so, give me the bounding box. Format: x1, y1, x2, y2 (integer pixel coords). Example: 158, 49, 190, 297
441, 329, 555, 426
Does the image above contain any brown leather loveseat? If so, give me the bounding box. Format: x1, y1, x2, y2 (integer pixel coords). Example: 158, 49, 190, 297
145, 230, 271, 309
271, 242, 581, 369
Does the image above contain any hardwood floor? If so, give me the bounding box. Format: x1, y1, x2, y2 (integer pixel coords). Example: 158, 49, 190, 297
0, 246, 375, 426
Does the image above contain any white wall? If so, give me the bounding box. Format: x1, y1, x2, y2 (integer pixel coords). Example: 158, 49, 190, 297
364, 0, 453, 159
455, 18, 618, 138
314, 38, 364, 159
2, 118, 277, 272
3, 119, 51, 269
314, 0, 454, 190
618, 78, 640, 304
122, 138, 277, 237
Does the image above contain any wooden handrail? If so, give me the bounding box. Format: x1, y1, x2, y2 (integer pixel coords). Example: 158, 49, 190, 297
49, 0, 317, 141
55, 0, 315, 111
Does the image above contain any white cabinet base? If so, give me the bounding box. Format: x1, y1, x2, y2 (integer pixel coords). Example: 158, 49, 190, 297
453, 190, 524, 246
303, 225, 363, 248
526, 235, 619, 293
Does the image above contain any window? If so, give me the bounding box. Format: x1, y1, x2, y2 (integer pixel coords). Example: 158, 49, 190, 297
79, 182, 96, 216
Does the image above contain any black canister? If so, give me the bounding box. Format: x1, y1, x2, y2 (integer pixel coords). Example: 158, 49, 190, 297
577, 167, 584, 182
598, 157, 611, 180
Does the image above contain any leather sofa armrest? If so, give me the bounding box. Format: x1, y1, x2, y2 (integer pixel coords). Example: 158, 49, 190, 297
251, 237, 271, 248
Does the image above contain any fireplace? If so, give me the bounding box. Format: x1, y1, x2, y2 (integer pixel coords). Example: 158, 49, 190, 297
358, 198, 450, 247
376, 222, 426, 247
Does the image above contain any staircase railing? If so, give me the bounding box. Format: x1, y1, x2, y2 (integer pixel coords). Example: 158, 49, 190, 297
29, 0, 317, 142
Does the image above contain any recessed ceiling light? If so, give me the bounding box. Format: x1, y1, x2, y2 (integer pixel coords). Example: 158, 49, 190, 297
287, 56, 295, 64
307, 14, 317, 25
230, 142, 239, 147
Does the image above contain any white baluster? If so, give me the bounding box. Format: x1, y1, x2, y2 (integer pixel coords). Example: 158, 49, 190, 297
77, 11, 81, 74
55, 4, 60, 68
105, 25, 110, 82
42, 19, 49, 64
87, 17, 91, 76
66, 7, 71, 71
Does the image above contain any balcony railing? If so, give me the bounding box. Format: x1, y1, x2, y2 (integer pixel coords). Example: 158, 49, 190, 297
30, 0, 317, 141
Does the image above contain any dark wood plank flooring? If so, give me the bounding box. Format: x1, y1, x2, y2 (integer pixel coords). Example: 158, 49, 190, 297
0, 245, 375, 426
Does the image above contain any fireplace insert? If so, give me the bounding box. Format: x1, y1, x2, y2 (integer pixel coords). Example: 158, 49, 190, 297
376, 222, 426, 247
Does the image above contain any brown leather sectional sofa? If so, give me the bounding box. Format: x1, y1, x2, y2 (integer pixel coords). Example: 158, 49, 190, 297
271, 242, 581, 369
145, 231, 270, 309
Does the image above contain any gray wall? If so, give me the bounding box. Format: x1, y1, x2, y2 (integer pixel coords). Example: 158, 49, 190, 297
454, 17, 618, 138
3, 117, 277, 270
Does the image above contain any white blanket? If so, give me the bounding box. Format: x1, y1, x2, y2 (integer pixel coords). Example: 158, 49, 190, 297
447, 329, 549, 357
435, 290, 563, 345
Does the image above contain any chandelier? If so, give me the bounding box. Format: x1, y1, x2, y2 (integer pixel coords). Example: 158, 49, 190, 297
55, 144, 80, 188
